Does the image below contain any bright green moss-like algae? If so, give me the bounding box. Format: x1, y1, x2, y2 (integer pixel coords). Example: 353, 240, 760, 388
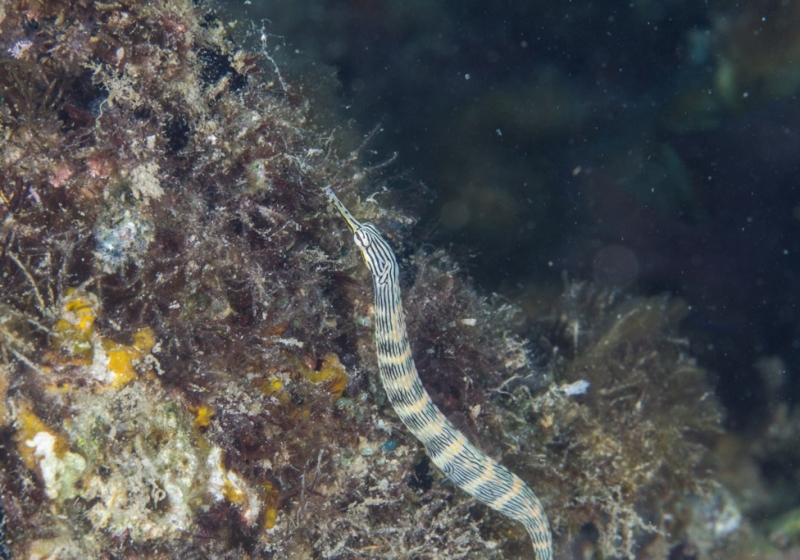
0, 1, 761, 558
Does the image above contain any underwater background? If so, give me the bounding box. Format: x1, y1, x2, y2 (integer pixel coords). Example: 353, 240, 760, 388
240, 0, 800, 432
0, 0, 799, 558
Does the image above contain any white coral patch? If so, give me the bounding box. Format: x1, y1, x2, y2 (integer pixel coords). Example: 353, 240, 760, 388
562, 379, 590, 396
26, 431, 86, 500
128, 161, 164, 201
207, 446, 226, 501
206, 446, 262, 525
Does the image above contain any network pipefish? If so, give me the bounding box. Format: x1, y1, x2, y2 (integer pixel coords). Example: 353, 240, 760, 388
326, 188, 553, 560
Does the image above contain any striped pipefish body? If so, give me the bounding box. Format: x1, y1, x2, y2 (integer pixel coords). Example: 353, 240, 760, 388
326, 188, 553, 560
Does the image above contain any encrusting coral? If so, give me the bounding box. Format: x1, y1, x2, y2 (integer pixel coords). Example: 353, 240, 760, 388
0, 0, 761, 558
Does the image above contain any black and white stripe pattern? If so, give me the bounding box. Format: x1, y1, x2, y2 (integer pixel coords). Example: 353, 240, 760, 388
326, 188, 553, 560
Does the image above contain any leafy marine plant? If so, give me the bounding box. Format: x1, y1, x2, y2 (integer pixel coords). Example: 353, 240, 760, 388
506, 283, 731, 558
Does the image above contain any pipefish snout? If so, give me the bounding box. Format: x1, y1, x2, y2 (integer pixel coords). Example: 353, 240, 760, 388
326, 188, 553, 560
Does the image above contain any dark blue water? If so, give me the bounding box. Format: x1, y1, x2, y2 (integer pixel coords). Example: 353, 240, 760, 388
230, 0, 800, 434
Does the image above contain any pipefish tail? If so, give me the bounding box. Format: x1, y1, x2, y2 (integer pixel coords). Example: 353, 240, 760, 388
325, 188, 553, 560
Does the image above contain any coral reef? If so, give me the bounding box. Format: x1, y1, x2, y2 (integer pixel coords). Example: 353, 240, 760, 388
0, 0, 785, 559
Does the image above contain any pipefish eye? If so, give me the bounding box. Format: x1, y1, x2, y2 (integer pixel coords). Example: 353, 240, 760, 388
355, 229, 371, 248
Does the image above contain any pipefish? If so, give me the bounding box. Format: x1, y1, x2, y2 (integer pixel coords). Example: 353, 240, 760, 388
326, 188, 552, 560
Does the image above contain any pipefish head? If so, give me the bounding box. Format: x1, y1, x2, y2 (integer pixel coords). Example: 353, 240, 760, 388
326, 188, 395, 282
